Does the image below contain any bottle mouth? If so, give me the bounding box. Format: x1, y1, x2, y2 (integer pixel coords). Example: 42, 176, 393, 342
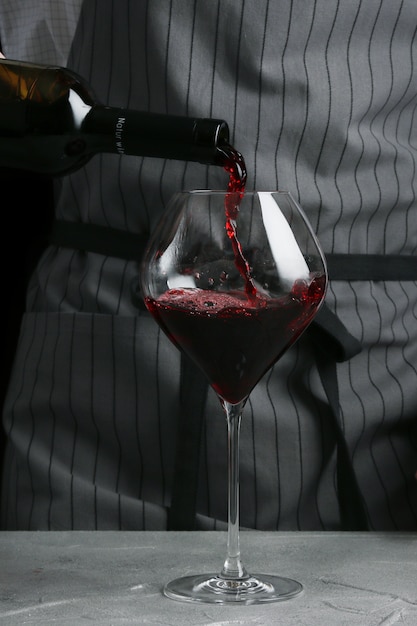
193, 118, 230, 147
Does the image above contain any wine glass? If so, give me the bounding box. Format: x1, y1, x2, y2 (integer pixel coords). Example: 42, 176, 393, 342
140, 190, 327, 604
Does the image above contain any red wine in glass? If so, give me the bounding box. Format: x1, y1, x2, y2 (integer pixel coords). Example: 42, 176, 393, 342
146, 280, 325, 405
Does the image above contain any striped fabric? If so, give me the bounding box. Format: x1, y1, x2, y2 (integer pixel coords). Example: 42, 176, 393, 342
0, 0, 83, 65
1, 0, 417, 530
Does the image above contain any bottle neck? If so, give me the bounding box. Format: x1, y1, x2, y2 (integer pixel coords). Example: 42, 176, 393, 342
82, 106, 229, 165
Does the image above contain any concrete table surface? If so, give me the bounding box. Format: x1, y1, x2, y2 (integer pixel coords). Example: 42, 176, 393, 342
0, 531, 416, 625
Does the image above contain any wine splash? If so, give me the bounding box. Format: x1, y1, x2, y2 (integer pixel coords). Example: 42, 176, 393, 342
145, 281, 325, 404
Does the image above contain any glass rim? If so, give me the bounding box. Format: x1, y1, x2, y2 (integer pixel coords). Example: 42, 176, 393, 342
184, 189, 292, 195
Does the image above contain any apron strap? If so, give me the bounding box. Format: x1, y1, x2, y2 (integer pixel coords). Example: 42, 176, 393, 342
315, 346, 369, 530
309, 304, 368, 529
326, 253, 417, 281
49, 220, 417, 281
167, 353, 209, 530
49, 219, 148, 261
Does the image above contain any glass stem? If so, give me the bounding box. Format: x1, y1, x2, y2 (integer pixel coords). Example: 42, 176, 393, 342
220, 399, 248, 580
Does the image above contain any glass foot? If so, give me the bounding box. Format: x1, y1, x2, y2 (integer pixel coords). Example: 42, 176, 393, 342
164, 573, 303, 604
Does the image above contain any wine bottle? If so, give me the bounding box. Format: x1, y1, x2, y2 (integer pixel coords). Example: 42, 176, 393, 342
0, 58, 230, 176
